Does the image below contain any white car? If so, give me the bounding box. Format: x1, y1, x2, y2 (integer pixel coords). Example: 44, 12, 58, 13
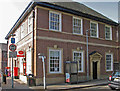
108, 71, 120, 90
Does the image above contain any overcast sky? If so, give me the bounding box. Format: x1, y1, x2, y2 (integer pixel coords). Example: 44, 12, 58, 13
0, 0, 119, 43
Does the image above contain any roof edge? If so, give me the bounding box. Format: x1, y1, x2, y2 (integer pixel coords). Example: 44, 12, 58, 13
5, 1, 118, 40
5, 1, 35, 40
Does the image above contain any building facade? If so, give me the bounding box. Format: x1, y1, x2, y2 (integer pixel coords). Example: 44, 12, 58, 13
5, 1, 119, 85
0, 43, 8, 74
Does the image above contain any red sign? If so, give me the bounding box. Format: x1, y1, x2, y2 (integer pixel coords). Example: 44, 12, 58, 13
18, 51, 24, 54
9, 44, 17, 52
17, 50, 24, 57
17, 55, 24, 57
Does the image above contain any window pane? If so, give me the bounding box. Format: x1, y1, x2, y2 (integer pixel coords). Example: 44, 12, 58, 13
73, 52, 83, 72
50, 50, 61, 73
105, 26, 111, 40
106, 54, 112, 71
73, 18, 81, 34
90, 22, 97, 37
49, 12, 60, 31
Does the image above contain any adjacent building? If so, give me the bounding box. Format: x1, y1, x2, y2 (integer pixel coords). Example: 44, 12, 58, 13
0, 43, 8, 74
5, 1, 119, 85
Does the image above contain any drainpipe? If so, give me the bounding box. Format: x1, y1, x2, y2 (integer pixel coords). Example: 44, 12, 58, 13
32, 8, 35, 75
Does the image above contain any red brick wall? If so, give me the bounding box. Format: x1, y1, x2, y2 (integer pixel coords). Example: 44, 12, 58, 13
36, 38, 117, 78
62, 14, 72, 33
35, 7, 118, 79
98, 23, 105, 39
37, 8, 49, 29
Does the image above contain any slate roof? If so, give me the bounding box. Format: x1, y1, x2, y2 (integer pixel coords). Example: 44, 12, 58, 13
5, 1, 118, 39
48, 2, 113, 22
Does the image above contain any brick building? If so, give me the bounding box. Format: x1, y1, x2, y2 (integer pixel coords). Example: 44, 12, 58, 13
0, 43, 8, 74
5, 1, 119, 85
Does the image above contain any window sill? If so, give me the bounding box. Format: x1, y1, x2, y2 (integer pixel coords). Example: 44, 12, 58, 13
90, 36, 98, 38
47, 72, 64, 75
49, 72, 62, 74
73, 33, 83, 35
78, 71, 84, 73
105, 38, 112, 41
106, 70, 113, 72
49, 29, 61, 32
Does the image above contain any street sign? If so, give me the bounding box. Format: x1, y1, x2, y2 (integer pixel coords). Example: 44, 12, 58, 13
18, 51, 24, 54
17, 55, 24, 57
11, 38, 15, 44
17, 50, 24, 57
9, 51, 17, 58
9, 44, 17, 52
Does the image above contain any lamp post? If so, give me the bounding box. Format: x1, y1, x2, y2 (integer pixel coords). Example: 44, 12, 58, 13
38, 53, 46, 89
86, 30, 89, 81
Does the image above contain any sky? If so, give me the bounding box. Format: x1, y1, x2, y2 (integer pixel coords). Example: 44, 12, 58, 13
0, 0, 119, 43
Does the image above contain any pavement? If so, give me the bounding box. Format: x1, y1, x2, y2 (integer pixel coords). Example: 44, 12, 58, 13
2, 77, 30, 89
1, 77, 108, 90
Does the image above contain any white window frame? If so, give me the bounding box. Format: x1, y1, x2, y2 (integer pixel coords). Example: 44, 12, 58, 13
21, 23, 24, 39
26, 48, 32, 75
105, 25, 112, 40
73, 17, 83, 35
90, 21, 99, 38
49, 49, 62, 73
106, 53, 113, 71
15, 30, 18, 43
73, 51, 84, 72
28, 14, 33, 33
49, 11, 62, 32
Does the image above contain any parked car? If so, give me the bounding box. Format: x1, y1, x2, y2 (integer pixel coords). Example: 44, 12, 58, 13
108, 70, 120, 90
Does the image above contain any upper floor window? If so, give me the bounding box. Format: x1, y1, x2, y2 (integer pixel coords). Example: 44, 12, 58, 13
49, 11, 61, 31
90, 22, 98, 38
28, 15, 33, 33
73, 17, 82, 35
21, 23, 24, 39
73, 51, 84, 72
15, 30, 18, 43
49, 49, 62, 73
105, 25, 112, 40
106, 53, 113, 71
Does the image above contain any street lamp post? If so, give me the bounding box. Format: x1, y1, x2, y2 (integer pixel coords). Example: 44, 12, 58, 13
86, 30, 89, 81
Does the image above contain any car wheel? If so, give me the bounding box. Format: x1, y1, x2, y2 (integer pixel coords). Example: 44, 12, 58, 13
110, 87, 116, 90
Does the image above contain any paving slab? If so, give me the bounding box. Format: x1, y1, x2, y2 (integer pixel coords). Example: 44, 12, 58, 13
30, 79, 108, 90
1, 77, 108, 90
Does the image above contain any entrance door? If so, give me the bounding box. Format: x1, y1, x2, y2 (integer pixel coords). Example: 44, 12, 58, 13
93, 62, 97, 79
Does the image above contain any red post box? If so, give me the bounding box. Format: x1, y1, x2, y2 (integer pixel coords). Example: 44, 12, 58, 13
14, 67, 19, 79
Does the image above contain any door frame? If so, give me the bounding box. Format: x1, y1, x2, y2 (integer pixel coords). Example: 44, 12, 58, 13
93, 61, 98, 79
90, 52, 102, 80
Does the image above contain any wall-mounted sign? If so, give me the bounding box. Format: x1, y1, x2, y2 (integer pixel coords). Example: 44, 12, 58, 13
17, 50, 24, 57
18, 51, 24, 54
